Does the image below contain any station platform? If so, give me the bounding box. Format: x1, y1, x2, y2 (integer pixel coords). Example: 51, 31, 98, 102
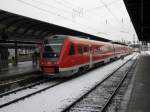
0, 61, 40, 81
127, 52, 150, 112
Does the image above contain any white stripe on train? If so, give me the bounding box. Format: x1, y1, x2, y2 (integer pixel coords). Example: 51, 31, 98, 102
59, 55, 116, 72
59, 53, 128, 72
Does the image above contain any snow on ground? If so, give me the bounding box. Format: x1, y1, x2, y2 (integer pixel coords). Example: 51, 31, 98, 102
0, 53, 138, 112
144, 51, 150, 55
0, 80, 59, 106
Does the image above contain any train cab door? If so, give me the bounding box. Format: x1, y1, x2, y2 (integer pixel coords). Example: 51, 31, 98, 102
89, 45, 92, 68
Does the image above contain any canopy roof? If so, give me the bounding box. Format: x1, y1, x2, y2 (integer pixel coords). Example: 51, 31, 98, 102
0, 10, 109, 43
124, 0, 150, 41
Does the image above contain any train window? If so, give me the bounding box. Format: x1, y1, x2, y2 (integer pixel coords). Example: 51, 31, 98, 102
108, 46, 112, 52
84, 46, 88, 52
90, 47, 92, 52
93, 46, 99, 54
69, 43, 75, 55
78, 46, 83, 54
44, 45, 62, 54
43, 44, 62, 58
44, 40, 48, 44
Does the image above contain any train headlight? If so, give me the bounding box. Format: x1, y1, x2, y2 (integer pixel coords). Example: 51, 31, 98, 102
47, 61, 51, 65
41, 61, 44, 65
52, 61, 58, 65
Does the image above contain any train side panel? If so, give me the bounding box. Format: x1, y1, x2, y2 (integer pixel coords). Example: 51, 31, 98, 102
39, 35, 132, 77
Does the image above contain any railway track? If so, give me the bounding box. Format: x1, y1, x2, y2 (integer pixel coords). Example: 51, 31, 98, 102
0, 54, 136, 110
0, 78, 66, 108
0, 77, 48, 97
0, 71, 88, 108
0, 60, 112, 109
0, 74, 43, 94
62, 55, 138, 112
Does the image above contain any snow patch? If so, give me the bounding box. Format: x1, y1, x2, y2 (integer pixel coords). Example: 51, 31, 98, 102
0, 53, 137, 112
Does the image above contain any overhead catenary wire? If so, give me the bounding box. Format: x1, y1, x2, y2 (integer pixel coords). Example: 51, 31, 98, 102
16, 0, 115, 35
32, 0, 73, 14
16, 0, 100, 33
32, 0, 84, 21
86, 0, 132, 35
99, 0, 128, 31
52, 0, 85, 19
85, 0, 121, 13
53, 0, 83, 11
16, 0, 132, 37
32, 0, 86, 21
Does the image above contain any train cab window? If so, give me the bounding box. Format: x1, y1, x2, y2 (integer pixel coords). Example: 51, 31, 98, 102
69, 43, 75, 55
78, 46, 83, 54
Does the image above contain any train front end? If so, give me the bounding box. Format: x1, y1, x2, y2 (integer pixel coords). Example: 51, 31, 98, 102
39, 35, 65, 77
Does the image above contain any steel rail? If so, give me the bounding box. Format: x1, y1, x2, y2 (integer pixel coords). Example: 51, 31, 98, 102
0, 79, 66, 108
0, 54, 136, 109
100, 57, 137, 112
62, 54, 136, 112
0, 78, 48, 98
0, 75, 41, 87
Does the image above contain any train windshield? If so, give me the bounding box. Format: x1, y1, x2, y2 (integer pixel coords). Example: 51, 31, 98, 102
43, 44, 63, 58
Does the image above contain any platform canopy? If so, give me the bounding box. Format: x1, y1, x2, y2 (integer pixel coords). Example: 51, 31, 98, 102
124, 0, 150, 42
0, 9, 110, 44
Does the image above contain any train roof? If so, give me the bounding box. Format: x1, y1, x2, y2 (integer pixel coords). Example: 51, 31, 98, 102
68, 36, 112, 46
45, 35, 128, 47
111, 41, 128, 46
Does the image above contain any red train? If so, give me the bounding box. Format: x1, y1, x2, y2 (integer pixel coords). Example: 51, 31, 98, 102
39, 35, 132, 77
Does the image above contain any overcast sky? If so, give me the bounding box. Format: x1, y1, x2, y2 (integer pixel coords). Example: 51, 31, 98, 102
0, 0, 138, 43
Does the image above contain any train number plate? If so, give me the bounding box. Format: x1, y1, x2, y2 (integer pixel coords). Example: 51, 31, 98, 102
44, 68, 55, 72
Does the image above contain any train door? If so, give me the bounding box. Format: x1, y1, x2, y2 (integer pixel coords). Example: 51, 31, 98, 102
112, 43, 116, 59
69, 42, 76, 65
89, 45, 92, 68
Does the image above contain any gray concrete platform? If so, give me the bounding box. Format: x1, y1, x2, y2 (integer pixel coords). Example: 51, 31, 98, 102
0, 61, 40, 81
127, 53, 150, 112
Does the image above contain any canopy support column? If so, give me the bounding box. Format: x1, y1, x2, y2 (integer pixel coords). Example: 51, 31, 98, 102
14, 42, 18, 66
